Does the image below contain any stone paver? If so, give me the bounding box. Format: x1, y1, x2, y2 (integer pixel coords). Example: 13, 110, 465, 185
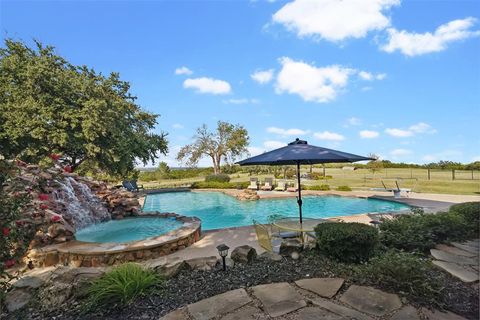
391, 305, 420, 320
12, 275, 46, 289
430, 249, 478, 265
435, 244, 477, 258
187, 288, 251, 320
296, 307, 344, 320
421, 308, 468, 320
295, 278, 344, 299
432, 261, 479, 283
310, 298, 373, 320
159, 308, 189, 320
339, 285, 402, 316
251, 282, 306, 317
221, 305, 262, 320
5, 288, 33, 312
451, 242, 479, 255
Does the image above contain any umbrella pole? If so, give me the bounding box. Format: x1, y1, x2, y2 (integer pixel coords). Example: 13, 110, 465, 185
296, 162, 303, 224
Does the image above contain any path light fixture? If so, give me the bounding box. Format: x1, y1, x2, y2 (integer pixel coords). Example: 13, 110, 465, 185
216, 244, 230, 271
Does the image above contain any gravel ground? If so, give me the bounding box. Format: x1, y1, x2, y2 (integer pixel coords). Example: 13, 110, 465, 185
19, 252, 480, 320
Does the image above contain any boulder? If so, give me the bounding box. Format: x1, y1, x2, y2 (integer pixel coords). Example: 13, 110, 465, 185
236, 189, 259, 201
279, 239, 303, 256
5, 288, 32, 312
185, 256, 218, 271
260, 251, 283, 262
231, 245, 257, 264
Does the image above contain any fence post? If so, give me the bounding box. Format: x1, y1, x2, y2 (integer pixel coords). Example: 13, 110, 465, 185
452, 169, 455, 181
427, 168, 430, 180
410, 168, 413, 179
472, 170, 474, 180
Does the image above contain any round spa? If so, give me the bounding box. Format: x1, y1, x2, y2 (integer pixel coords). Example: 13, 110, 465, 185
37, 213, 202, 268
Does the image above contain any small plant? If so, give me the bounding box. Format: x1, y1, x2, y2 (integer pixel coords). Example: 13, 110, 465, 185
205, 173, 231, 183
86, 263, 163, 308
351, 250, 444, 306
307, 184, 330, 191
336, 185, 352, 191
449, 202, 479, 237
315, 222, 379, 263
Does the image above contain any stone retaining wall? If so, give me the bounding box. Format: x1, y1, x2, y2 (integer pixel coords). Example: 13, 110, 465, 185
26, 213, 201, 268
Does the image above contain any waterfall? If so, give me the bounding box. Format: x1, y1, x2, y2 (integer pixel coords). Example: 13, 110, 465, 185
53, 177, 110, 229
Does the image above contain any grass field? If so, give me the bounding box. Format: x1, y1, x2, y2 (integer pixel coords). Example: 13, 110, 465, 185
139, 167, 480, 195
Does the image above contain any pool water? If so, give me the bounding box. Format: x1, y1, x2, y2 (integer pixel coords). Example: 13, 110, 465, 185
143, 191, 410, 230
75, 217, 183, 243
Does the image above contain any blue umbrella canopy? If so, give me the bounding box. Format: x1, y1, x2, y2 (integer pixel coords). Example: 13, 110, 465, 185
236, 138, 373, 223
236, 138, 373, 166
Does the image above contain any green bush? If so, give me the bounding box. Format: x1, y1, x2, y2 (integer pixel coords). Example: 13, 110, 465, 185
379, 211, 470, 252
191, 181, 249, 189
205, 174, 231, 183
309, 172, 324, 180
306, 184, 330, 191
351, 250, 443, 306
315, 222, 379, 263
336, 185, 352, 191
449, 202, 479, 236
87, 263, 163, 308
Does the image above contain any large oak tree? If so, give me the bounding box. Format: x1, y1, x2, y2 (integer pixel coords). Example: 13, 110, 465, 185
0, 39, 168, 176
177, 121, 249, 174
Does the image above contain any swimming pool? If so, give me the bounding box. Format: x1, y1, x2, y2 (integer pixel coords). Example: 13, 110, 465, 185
142, 191, 410, 230
75, 216, 183, 243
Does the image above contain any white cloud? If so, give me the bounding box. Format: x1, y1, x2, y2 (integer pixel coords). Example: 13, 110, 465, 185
174, 66, 193, 75
385, 128, 413, 138
222, 98, 260, 105
358, 71, 387, 81
385, 122, 437, 138
172, 123, 184, 129
275, 57, 354, 103
359, 130, 379, 138
409, 122, 437, 134
314, 131, 345, 141
267, 126, 309, 136
247, 146, 266, 157
183, 77, 232, 95
390, 149, 412, 157
346, 117, 362, 126
264, 140, 287, 149
381, 17, 480, 56
272, 0, 399, 42
251, 69, 275, 84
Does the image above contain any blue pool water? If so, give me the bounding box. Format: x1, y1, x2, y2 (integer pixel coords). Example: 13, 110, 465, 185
75, 217, 182, 243
143, 191, 410, 230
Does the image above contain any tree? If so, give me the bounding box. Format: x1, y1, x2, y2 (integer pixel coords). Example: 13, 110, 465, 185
366, 153, 383, 176
0, 39, 168, 176
177, 121, 249, 174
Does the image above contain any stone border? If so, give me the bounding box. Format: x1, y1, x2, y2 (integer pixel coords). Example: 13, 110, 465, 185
26, 212, 201, 268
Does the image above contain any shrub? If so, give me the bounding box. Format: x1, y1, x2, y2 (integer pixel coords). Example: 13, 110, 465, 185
191, 181, 249, 189
309, 172, 324, 180
449, 202, 479, 236
379, 211, 470, 252
87, 263, 163, 308
306, 184, 330, 191
336, 185, 352, 191
351, 250, 443, 306
205, 174, 231, 183
315, 222, 379, 263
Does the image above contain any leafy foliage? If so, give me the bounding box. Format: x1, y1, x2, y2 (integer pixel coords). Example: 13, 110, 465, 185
379, 210, 471, 252
190, 181, 249, 189
205, 174, 230, 183
86, 263, 163, 309
0, 39, 168, 176
315, 222, 379, 263
305, 184, 330, 191
177, 121, 249, 174
351, 250, 445, 306
336, 185, 352, 191
448, 202, 479, 237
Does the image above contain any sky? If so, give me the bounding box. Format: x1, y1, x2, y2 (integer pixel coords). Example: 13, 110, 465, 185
1, 0, 479, 167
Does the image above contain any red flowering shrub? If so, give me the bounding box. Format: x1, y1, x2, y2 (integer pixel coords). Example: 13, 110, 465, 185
49, 153, 62, 161
63, 166, 72, 173
38, 193, 49, 201
51, 215, 61, 223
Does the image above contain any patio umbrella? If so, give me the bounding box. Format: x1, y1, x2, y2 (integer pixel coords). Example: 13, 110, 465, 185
236, 138, 373, 223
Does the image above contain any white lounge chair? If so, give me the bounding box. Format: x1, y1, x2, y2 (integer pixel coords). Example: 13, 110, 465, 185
261, 177, 274, 191
247, 177, 258, 190
274, 179, 286, 191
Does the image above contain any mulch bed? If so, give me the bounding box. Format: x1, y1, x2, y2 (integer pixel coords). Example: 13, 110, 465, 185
22, 252, 480, 320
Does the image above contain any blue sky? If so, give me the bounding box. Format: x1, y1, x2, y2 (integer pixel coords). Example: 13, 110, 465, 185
1, 0, 479, 167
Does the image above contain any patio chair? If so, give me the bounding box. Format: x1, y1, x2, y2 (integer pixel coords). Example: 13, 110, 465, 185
260, 177, 274, 191
122, 180, 135, 192
286, 181, 298, 192
253, 221, 281, 253
247, 177, 258, 190
130, 180, 144, 192
274, 179, 287, 191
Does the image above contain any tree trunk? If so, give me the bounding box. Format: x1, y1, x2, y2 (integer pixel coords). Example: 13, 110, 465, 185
211, 156, 219, 174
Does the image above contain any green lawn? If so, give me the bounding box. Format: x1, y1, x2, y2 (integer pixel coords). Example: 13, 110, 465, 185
139, 167, 480, 195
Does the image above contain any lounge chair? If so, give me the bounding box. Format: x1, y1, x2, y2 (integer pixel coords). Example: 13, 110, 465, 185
130, 180, 144, 191
122, 180, 135, 192
274, 179, 286, 191
286, 181, 298, 192
247, 177, 258, 190
261, 177, 274, 191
